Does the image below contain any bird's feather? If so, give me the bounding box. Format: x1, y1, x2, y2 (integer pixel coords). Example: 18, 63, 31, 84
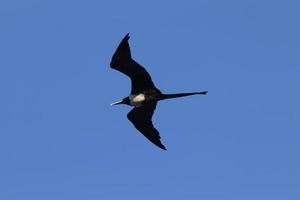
127, 102, 166, 150
110, 34, 158, 94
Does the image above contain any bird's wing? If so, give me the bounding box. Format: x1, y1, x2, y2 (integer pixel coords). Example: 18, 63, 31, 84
110, 34, 158, 94
127, 102, 166, 150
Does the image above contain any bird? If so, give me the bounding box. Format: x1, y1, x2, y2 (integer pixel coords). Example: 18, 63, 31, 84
110, 33, 207, 150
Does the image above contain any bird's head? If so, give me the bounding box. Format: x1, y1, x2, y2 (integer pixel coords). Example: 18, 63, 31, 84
110, 97, 130, 106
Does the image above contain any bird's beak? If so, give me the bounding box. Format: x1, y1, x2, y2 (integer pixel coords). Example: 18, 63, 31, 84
110, 100, 123, 106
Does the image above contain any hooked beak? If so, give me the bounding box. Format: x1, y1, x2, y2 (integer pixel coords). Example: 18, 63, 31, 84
110, 100, 123, 106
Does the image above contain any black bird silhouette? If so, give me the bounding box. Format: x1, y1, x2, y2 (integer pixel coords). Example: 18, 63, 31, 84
110, 33, 207, 150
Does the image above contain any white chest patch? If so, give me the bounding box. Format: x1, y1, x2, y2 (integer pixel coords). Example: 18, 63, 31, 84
129, 94, 145, 107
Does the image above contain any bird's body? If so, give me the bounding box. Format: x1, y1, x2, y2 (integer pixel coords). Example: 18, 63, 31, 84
129, 93, 146, 107
110, 34, 207, 150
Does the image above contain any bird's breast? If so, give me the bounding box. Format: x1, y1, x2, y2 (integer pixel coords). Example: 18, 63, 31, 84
129, 94, 146, 107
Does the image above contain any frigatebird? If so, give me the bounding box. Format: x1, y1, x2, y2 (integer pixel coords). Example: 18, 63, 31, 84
110, 33, 207, 150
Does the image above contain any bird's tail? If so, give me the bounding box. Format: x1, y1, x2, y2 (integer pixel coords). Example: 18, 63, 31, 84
160, 91, 208, 100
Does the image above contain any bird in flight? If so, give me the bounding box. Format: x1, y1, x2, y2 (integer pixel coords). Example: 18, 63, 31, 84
110, 33, 207, 150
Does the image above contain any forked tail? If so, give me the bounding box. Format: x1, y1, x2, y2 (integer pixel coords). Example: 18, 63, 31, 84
160, 91, 208, 100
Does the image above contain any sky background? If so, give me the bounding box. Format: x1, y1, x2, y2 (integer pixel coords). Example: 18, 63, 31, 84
0, 0, 299, 199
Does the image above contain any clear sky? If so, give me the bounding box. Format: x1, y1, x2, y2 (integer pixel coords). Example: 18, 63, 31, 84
0, 0, 299, 199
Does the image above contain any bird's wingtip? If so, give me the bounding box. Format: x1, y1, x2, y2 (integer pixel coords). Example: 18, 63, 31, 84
159, 144, 167, 151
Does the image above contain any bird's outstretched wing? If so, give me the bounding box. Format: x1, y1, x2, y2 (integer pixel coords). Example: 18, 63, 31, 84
127, 102, 166, 150
110, 34, 158, 94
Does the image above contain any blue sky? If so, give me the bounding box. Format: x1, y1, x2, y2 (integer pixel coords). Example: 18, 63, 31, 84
0, 0, 299, 199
